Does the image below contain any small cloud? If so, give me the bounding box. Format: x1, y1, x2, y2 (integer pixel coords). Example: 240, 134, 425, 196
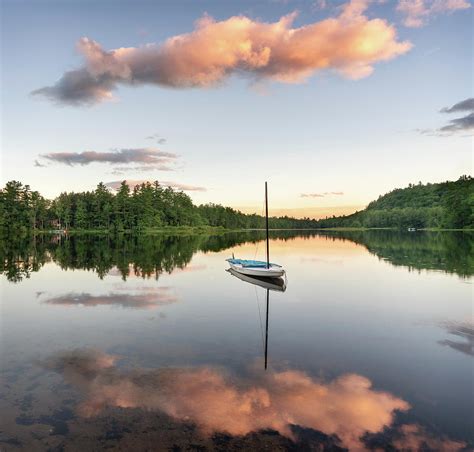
37, 147, 178, 170
301, 193, 325, 198
146, 133, 167, 145
34, 159, 46, 167
137, 28, 150, 37
105, 179, 206, 192
422, 46, 441, 57
111, 164, 174, 175
32, 2, 411, 106
440, 97, 474, 114
313, 0, 327, 10
301, 191, 344, 198
420, 98, 474, 136
162, 181, 207, 192
397, 0, 471, 28
438, 112, 474, 134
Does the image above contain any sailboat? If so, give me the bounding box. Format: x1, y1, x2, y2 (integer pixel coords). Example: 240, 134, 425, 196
226, 182, 286, 278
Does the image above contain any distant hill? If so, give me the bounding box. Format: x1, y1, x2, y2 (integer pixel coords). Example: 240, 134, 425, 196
316, 176, 474, 230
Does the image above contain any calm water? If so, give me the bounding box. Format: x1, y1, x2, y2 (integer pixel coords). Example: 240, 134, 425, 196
1, 231, 472, 451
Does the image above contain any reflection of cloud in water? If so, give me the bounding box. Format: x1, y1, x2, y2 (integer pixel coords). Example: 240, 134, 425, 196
44, 349, 415, 450
171, 264, 207, 274
300, 257, 344, 265
392, 424, 465, 451
438, 320, 474, 357
40, 287, 177, 309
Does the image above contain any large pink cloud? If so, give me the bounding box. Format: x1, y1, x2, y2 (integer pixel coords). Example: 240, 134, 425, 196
32, 0, 412, 105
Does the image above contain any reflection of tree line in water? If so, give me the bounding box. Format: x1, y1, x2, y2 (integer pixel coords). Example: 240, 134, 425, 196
321, 230, 473, 278
0, 232, 285, 282
1, 230, 473, 282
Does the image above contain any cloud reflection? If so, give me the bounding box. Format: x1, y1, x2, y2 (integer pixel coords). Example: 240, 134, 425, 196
438, 320, 474, 357
41, 287, 177, 309
45, 349, 413, 449
392, 424, 466, 451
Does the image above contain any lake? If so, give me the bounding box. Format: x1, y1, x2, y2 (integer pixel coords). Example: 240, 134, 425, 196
1, 231, 472, 451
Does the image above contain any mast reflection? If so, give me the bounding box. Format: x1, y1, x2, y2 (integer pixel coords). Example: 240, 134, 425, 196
226, 268, 286, 369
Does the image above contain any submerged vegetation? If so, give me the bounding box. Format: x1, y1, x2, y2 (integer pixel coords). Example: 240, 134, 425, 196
0, 176, 472, 236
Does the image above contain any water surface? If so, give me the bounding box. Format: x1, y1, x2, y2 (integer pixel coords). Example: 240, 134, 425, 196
1, 231, 472, 450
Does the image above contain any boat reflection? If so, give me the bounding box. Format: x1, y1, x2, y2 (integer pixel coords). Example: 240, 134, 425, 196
226, 268, 287, 292
227, 268, 287, 370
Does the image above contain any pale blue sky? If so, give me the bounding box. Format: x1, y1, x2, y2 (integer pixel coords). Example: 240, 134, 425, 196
1, 0, 472, 217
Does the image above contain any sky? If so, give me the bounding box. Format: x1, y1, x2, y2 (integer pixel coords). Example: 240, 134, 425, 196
1, 0, 473, 219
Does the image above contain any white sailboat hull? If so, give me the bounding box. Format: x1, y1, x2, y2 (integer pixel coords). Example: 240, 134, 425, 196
228, 261, 285, 278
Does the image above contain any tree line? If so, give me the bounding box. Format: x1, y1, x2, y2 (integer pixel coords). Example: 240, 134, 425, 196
315, 175, 473, 230
0, 180, 318, 235
1, 176, 472, 235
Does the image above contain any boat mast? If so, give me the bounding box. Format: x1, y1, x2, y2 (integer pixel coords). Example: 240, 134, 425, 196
265, 181, 269, 269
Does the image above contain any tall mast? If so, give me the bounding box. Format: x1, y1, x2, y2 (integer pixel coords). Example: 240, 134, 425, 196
265, 181, 269, 269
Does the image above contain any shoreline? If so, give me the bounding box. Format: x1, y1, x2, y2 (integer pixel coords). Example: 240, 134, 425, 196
27, 226, 474, 236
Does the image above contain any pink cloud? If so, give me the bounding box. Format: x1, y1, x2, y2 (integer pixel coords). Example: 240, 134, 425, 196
397, 0, 471, 28
301, 193, 325, 198
105, 179, 207, 192
301, 191, 344, 198
32, 0, 411, 105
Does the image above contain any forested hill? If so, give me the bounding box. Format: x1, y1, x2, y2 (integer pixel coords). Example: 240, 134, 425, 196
315, 176, 473, 229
